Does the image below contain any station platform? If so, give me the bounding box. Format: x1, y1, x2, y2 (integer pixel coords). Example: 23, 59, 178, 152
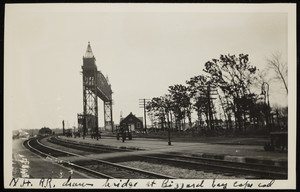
57, 135, 287, 167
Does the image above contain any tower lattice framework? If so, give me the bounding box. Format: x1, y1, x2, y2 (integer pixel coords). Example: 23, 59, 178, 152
79, 42, 114, 140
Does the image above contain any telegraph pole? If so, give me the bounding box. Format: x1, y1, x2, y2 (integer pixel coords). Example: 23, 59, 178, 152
208, 84, 218, 131
262, 82, 271, 132
139, 99, 149, 134
62, 120, 65, 135
207, 84, 213, 130
200, 84, 217, 131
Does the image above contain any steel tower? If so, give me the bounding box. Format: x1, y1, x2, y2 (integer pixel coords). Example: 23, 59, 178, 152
80, 42, 114, 140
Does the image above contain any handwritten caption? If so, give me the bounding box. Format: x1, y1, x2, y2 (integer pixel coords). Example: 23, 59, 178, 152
9, 177, 276, 189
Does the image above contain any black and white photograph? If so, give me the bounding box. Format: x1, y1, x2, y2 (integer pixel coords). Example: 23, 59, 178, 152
4, 3, 296, 189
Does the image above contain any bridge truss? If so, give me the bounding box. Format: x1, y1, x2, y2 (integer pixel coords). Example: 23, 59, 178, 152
78, 42, 114, 140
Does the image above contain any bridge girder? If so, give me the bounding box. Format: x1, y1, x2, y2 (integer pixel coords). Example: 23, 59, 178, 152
79, 42, 114, 139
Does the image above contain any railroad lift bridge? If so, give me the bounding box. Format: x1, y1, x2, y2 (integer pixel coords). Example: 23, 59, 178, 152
78, 42, 114, 140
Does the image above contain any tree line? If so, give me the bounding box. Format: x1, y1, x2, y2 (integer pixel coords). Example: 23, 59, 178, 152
146, 53, 288, 134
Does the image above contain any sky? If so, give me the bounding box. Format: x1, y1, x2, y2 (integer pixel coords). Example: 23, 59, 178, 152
4, 4, 294, 130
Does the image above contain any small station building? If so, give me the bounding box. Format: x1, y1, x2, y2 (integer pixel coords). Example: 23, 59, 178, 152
120, 112, 144, 132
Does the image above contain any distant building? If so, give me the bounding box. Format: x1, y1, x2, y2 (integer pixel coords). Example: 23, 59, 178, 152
120, 112, 144, 132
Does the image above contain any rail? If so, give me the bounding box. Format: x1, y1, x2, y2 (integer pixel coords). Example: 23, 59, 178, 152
24, 137, 174, 179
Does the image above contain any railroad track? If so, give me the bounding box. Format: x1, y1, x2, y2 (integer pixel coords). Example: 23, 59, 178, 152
50, 136, 287, 179
24, 137, 174, 179
47, 136, 132, 153
134, 153, 287, 179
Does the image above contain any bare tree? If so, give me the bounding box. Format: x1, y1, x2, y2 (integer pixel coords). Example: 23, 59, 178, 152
266, 52, 288, 94
204, 54, 258, 131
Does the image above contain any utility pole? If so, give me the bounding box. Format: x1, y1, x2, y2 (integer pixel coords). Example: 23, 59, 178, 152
168, 119, 171, 145
139, 99, 149, 134
208, 85, 218, 131
62, 120, 65, 135
200, 84, 217, 131
73, 122, 76, 134
120, 111, 123, 123
262, 82, 271, 132
207, 84, 213, 130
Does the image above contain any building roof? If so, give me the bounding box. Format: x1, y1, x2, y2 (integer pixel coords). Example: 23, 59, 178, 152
84, 42, 95, 58
120, 112, 143, 126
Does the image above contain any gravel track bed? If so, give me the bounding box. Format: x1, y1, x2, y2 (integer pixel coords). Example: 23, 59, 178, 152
81, 162, 157, 179
119, 161, 251, 179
